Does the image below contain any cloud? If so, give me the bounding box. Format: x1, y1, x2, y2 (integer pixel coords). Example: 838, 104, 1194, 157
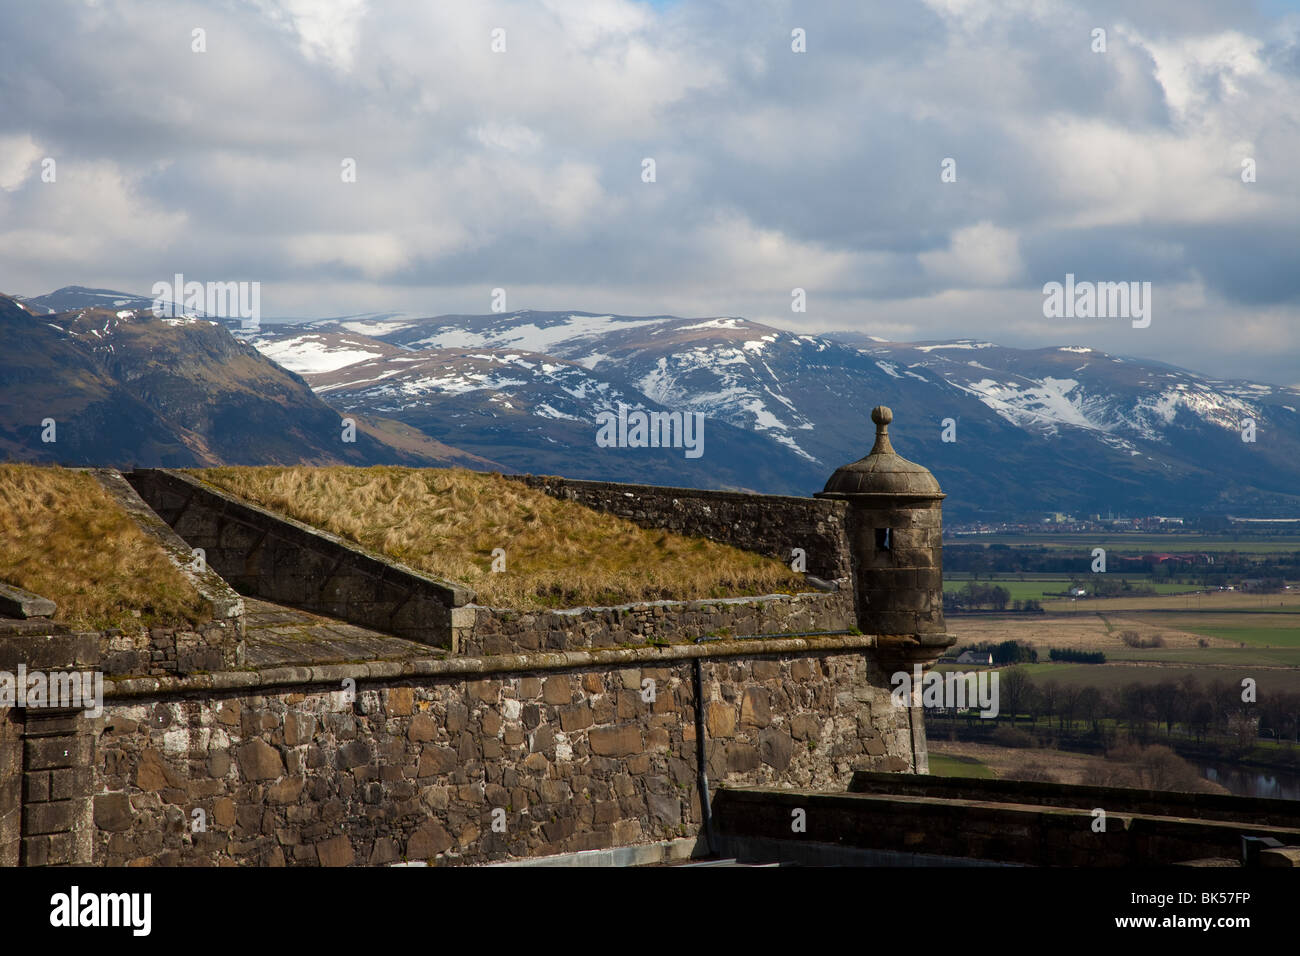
919, 222, 1024, 286
247, 0, 370, 71
0, 0, 1296, 383
0, 134, 42, 190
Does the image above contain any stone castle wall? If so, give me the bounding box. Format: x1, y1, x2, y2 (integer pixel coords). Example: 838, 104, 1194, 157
88, 646, 911, 866
1, 468, 928, 867
452, 590, 856, 656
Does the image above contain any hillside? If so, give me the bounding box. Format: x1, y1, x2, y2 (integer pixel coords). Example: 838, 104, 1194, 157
8, 287, 1300, 520
0, 293, 496, 471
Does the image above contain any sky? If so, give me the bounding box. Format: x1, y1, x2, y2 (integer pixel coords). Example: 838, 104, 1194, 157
1, 0, 1297, 383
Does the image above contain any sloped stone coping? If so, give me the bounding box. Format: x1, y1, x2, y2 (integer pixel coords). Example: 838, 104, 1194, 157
86, 469, 243, 624
100, 631, 877, 699
0, 582, 56, 619
135, 468, 474, 605
129, 468, 472, 648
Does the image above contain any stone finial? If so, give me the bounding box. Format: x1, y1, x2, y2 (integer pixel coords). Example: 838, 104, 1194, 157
869, 405, 895, 455
818, 403, 943, 498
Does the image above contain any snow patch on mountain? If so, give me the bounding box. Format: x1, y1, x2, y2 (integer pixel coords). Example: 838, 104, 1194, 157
409, 314, 664, 353
955, 376, 1100, 434
256, 335, 384, 374
679, 317, 745, 331
1129, 386, 1256, 439
915, 341, 996, 352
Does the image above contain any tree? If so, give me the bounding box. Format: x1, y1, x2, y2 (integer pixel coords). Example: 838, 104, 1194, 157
1150, 680, 1182, 737
1120, 682, 1153, 743
1039, 680, 1060, 732
1001, 667, 1034, 726
1189, 700, 1214, 744
1059, 685, 1081, 732
1077, 686, 1104, 735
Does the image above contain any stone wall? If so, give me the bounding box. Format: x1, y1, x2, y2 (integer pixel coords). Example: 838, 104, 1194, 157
508, 475, 851, 583
712, 778, 1300, 866
0, 708, 20, 866
102, 621, 246, 677
0, 616, 242, 680
0, 620, 100, 865
452, 590, 856, 656
87, 645, 910, 866
128, 469, 472, 648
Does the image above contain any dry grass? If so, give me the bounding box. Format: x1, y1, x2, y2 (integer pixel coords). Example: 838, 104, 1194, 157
948, 614, 1231, 652
929, 740, 1230, 794
0, 464, 207, 630
191, 466, 804, 609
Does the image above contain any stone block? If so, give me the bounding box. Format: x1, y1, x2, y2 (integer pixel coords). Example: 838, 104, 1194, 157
0, 582, 56, 619
588, 726, 643, 757
758, 728, 794, 771
407, 821, 452, 859
417, 746, 458, 777
386, 687, 414, 716
740, 687, 771, 728
316, 835, 354, 867
705, 700, 736, 738
93, 792, 133, 832
542, 677, 571, 705
408, 714, 438, 742
238, 740, 284, 780
725, 743, 760, 773
558, 704, 594, 732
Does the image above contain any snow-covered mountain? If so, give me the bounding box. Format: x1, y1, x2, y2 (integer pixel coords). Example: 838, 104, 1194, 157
0, 293, 493, 470
8, 288, 1297, 518
243, 309, 1300, 518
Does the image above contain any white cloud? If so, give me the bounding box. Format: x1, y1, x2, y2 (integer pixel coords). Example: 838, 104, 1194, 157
0, 134, 43, 191
470, 122, 543, 154
0, 0, 1296, 383
919, 221, 1024, 286
247, 0, 370, 71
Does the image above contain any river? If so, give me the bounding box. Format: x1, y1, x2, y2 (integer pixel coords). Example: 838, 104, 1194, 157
1198, 761, 1300, 801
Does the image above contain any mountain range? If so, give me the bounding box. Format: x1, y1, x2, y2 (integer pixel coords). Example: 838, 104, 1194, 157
4, 286, 1298, 521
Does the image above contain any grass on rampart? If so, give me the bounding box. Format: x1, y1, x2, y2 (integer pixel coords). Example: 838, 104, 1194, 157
0, 464, 207, 630
191, 466, 804, 610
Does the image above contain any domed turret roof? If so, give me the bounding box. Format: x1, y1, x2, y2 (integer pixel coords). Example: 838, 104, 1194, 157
820, 406, 943, 498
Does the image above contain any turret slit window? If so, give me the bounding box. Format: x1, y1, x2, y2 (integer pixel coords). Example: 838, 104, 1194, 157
875, 527, 891, 551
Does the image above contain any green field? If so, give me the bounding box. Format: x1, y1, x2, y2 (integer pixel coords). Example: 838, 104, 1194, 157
1115, 610, 1300, 648
1105, 646, 1300, 667
1180, 625, 1300, 647
1006, 662, 1300, 695
944, 574, 1203, 602
927, 754, 995, 779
